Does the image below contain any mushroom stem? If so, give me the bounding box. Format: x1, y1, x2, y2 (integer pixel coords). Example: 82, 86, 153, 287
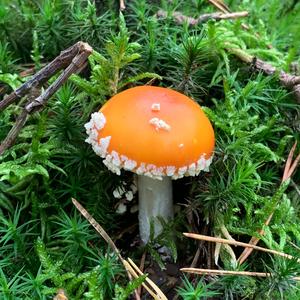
138, 175, 173, 244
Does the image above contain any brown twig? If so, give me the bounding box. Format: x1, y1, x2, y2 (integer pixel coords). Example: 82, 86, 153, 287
156, 9, 248, 25
207, 0, 250, 31
208, 0, 230, 14
229, 48, 300, 103
180, 268, 300, 280
127, 258, 168, 300
120, 0, 125, 11
72, 198, 167, 300
19, 67, 36, 77
137, 251, 147, 298
0, 42, 90, 112
184, 233, 300, 262
0, 42, 93, 155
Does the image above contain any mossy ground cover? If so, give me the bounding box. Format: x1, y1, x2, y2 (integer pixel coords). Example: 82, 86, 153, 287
0, 0, 300, 299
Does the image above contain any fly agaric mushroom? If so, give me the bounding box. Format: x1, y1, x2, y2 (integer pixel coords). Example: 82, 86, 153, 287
85, 86, 215, 244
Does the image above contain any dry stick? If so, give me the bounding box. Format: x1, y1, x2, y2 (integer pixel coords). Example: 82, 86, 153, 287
0, 43, 92, 155
137, 251, 147, 298
156, 9, 248, 26
72, 199, 141, 300
72, 198, 122, 258
0, 42, 89, 112
183, 233, 300, 262
123, 260, 160, 300
0, 110, 29, 156
72, 198, 141, 300
119, 0, 125, 11
287, 152, 300, 179
71, 198, 167, 300
128, 258, 168, 300
228, 48, 300, 103
208, 0, 230, 14
180, 268, 300, 280
207, 0, 250, 31
283, 142, 298, 181
289, 240, 300, 252
237, 143, 300, 264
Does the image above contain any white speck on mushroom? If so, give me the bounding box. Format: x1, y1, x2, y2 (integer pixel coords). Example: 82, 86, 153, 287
92, 144, 213, 180
111, 150, 121, 166
197, 156, 207, 171
166, 166, 176, 176
99, 136, 111, 157
178, 166, 188, 176
188, 163, 197, 176
93, 112, 106, 130
149, 117, 171, 131
85, 112, 106, 133
136, 163, 147, 175
151, 103, 161, 112
204, 156, 213, 172
124, 159, 137, 170
103, 154, 121, 175
120, 156, 137, 171
151, 166, 164, 178
179, 143, 184, 148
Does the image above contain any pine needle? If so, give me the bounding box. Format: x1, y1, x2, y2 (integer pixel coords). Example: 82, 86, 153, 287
184, 233, 299, 262
72, 198, 167, 300
180, 268, 300, 280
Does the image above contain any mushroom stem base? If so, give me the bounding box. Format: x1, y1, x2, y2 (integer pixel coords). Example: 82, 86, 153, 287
138, 175, 173, 244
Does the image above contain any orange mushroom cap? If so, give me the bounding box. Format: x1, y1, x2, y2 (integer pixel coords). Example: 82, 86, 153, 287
85, 86, 215, 179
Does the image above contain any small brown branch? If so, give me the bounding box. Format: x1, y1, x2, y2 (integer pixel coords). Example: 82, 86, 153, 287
156, 9, 248, 25
180, 268, 300, 280
283, 142, 298, 181
207, 0, 250, 31
127, 258, 168, 300
72, 198, 167, 300
229, 48, 300, 102
0, 42, 89, 112
120, 0, 125, 11
184, 233, 299, 262
72, 198, 122, 259
137, 251, 146, 298
0, 42, 92, 155
0, 110, 28, 155
208, 0, 230, 14
25, 49, 91, 113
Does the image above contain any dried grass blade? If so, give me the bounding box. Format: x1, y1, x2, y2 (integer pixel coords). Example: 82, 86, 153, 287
127, 258, 168, 300
122, 260, 159, 300
72, 198, 122, 259
208, 0, 230, 13
180, 268, 300, 280
72, 198, 168, 300
287, 152, 300, 179
283, 141, 297, 181
184, 233, 298, 262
